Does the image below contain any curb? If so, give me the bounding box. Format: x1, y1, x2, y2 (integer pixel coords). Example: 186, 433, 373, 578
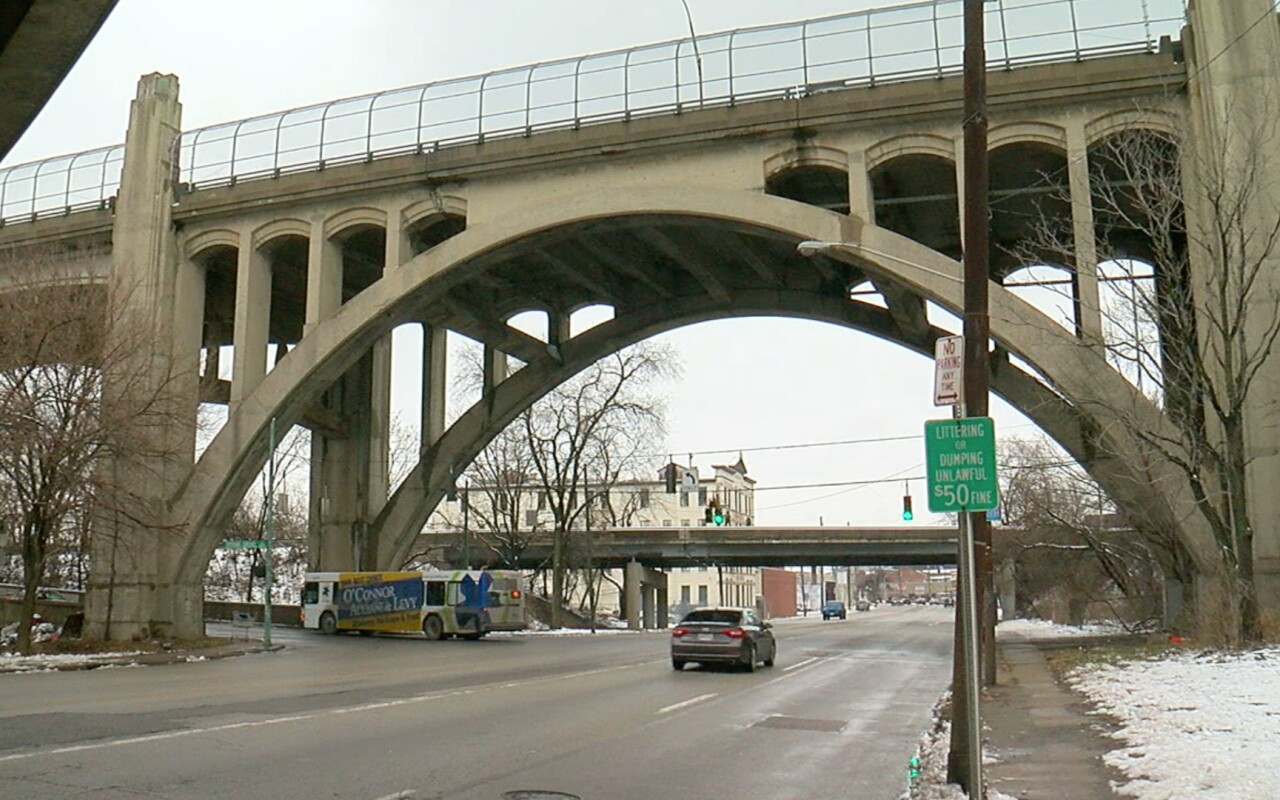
0, 643, 285, 674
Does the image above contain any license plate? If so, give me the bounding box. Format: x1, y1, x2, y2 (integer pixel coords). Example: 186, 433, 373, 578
693, 634, 713, 642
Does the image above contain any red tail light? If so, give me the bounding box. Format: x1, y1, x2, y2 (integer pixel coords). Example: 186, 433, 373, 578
672, 627, 690, 638
511, 589, 522, 599
724, 627, 747, 639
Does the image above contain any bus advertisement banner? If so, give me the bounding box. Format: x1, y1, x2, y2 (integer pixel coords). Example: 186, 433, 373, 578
335, 572, 425, 632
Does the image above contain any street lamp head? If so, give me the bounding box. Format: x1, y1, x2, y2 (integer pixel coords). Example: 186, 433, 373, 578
796, 240, 837, 257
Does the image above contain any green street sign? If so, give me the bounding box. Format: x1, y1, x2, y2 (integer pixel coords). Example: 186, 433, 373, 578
924, 417, 999, 512
222, 538, 267, 550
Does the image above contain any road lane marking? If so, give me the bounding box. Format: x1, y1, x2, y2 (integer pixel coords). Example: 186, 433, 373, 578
0, 659, 666, 764
657, 693, 717, 715
783, 657, 819, 672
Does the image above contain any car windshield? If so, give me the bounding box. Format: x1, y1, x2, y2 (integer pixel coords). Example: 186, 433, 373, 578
681, 609, 741, 625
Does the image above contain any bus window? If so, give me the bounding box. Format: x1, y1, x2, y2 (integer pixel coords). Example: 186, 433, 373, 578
302, 582, 319, 605
425, 581, 445, 606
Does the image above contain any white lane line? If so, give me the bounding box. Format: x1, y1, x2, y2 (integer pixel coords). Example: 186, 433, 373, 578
783, 657, 819, 672
0, 659, 666, 764
370, 792, 417, 800
657, 693, 718, 715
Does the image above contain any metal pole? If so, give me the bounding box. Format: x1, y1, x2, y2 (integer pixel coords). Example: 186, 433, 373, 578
958, 498, 984, 797
462, 480, 470, 568
263, 416, 276, 648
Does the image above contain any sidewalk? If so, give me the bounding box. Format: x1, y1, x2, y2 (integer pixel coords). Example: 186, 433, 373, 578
0, 639, 280, 673
982, 633, 1124, 799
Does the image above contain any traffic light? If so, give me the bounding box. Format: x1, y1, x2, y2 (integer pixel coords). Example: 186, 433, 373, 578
907, 756, 921, 784
704, 506, 714, 524
665, 463, 677, 494
902, 494, 914, 521
713, 506, 726, 526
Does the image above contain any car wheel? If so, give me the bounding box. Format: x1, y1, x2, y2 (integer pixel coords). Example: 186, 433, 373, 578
422, 614, 445, 641
319, 611, 337, 635
672, 658, 686, 671
763, 644, 775, 668
741, 644, 757, 673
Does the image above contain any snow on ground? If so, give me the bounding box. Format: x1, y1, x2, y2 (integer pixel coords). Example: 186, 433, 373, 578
1067, 645, 1280, 800
0, 650, 144, 673
997, 618, 1131, 639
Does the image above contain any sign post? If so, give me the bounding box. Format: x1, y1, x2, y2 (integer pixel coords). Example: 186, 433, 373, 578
926, 414, 997, 798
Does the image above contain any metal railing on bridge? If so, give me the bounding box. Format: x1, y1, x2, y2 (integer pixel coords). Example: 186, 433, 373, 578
0, 0, 1186, 225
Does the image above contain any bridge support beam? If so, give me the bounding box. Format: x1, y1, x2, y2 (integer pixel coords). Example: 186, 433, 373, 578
1186, 0, 1280, 629
623, 561, 668, 630
86, 74, 205, 640
308, 349, 390, 571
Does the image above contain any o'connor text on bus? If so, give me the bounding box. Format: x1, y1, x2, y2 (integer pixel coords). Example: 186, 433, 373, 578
924, 418, 999, 513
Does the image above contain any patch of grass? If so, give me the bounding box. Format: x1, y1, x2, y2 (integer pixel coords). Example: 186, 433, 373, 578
1044, 640, 1176, 677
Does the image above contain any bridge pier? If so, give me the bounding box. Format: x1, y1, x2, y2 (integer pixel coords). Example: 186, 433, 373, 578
84, 74, 205, 640
623, 561, 668, 630
1186, 0, 1280, 629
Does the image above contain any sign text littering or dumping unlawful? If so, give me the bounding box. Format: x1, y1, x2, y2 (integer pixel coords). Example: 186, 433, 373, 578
924, 417, 998, 512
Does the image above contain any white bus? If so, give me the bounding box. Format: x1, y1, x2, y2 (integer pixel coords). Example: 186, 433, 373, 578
300, 569, 526, 640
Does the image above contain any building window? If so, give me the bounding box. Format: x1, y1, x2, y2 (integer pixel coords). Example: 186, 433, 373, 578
680, 490, 689, 507
698, 585, 708, 605
639, 488, 650, 508
663, 519, 672, 527
681, 586, 690, 604
524, 509, 538, 528
681, 519, 689, 527
698, 487, 707, 506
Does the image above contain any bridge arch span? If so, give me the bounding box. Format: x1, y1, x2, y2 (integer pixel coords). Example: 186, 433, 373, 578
169, 187, 1215, 591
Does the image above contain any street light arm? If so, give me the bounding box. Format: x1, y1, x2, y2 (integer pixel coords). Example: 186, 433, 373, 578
795, 240, 964, 284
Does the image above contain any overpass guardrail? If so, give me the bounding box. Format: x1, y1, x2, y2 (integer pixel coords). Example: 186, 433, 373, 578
0, 0, 1186, 226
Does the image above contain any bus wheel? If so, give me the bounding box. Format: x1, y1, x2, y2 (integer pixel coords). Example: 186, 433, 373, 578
422, 614, 445, 641
319, 612, 337, 635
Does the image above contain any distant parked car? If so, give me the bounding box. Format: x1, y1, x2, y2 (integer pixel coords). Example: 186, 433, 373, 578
671, 607, 776, 672
822, 601, 847, 620
854, 600, 872, 612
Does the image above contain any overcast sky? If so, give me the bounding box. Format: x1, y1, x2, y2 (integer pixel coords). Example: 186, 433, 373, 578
6, 0, 1064, 527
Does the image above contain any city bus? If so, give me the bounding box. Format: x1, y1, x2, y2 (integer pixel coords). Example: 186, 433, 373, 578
300, 569, 526, 639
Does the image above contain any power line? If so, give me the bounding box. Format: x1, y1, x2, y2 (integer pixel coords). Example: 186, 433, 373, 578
657, 422, 1041, 461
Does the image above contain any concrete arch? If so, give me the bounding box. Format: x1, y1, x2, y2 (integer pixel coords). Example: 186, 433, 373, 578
763, 144, 849, 179
865, 134, 955, 172
1086, 108, 1181, 144
168, 187, 1216, 595
403, 194, 468, 228
325, 206, 388, 240
251, 218, 310, 249
989, 121, 1067, 152
184, 228, 240, 260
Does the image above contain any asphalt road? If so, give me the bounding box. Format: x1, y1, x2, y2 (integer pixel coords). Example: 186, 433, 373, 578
0, 606, 954, 800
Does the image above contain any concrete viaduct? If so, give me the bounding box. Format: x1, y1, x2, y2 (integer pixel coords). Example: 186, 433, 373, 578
0, 0, 1277, 639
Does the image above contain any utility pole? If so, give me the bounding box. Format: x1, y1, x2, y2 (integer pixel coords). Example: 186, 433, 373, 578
947, 1, 990, 797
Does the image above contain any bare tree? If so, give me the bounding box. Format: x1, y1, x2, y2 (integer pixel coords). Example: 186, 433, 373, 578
1020, 113, 1280, 642
996, 437, 1166, 628
0, 248, 188, 652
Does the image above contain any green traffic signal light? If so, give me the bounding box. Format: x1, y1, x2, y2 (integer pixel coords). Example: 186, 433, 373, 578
713, 509, 725, 526
902, 495, 914, 521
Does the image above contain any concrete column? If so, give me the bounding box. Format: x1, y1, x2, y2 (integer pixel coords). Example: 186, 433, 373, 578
230, 231, 270, 414
421, 323, 448, 450
846, 147, 875, 224
384, 206, 410, 271
655, 577, 669, 630
305, 219, 341, 333
1065, 117, 1103, 342
1186, 0, 1280, 623
368, 337, 392, 516
624, 561, 643, 630
483, 344, 507, 393
87, 73, 197, 640
642, 582, 655, 629
308, 351, 377, 572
